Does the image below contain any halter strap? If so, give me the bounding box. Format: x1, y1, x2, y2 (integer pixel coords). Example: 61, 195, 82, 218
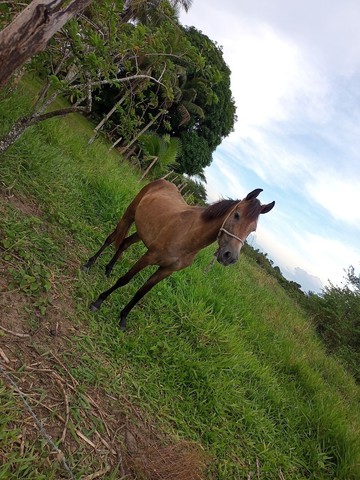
217, 202, 244, 245
219, 227, 244, 245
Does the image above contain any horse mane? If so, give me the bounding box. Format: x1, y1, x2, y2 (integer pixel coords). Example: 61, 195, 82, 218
202, 197, 262, 221
201, 199, 239, 221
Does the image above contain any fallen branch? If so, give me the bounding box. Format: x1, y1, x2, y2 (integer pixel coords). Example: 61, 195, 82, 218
0, 346, 10, 363
82, 465, 111, 480
75, 429, 96, 448
0, 324, 30, 338
53, 375, 70, 444
48, 350, 79, 388
0, 105, 89, 154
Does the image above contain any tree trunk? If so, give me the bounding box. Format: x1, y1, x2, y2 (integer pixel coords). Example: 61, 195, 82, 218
88, 72, 152, 145
88, 95, 128, 145
139, 156, 158, 181
0, 0, 93, 90
120, 110, 165, 155
161, 170, 174, 180
108, 136, 123, 152
0, 117, 30, 154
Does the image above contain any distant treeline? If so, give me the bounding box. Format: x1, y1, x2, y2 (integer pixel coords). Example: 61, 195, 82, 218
243, 243, 360, 382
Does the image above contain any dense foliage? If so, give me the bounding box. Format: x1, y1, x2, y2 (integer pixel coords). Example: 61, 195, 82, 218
160, 26, 237, 174
243, 244, 360, 381
0, 0, 236, 185
305, 267, 360, 381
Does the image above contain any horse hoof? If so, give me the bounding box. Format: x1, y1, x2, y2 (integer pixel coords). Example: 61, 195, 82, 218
90, 301, 101, 312
119, 316, 127, 331
105, 268, 112, 278
81, 264, 90, 273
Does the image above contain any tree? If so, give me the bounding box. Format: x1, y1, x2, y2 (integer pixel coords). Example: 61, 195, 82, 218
0, 0, 93, 90
89, 18, 203, 152
177, 131, 212, 175
304, 265, 360, 381
120, 0, 193, 25
346, 265, 360, 292
138, 132, 181, 180
181, 177, 207, 204
0, 2, 171, 153
161, 26, 236, 175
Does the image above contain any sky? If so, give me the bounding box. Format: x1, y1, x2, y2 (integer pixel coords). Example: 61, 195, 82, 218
180, 0, 360, 292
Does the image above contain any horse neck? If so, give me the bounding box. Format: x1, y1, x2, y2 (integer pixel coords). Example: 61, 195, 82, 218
193, 206, 234, 249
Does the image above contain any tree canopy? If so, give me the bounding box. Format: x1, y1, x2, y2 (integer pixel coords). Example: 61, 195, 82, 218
1, 0, 237, 181
157, 26, 237, 174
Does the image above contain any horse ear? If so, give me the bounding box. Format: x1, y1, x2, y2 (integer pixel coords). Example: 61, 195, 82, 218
245, 188, 263, 200
260, 201, 275, 214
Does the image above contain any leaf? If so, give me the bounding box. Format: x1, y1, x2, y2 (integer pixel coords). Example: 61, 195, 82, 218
2, 239, 12, 249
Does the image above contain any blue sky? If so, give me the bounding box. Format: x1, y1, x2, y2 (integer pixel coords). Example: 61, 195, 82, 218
181, 0, 360, 292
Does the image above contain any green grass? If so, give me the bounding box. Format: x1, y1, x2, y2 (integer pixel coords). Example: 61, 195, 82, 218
1, 79, 360, 479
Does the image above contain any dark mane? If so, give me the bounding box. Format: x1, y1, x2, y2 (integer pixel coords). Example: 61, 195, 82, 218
202, 197, 262, 221
201, 199, 239, 220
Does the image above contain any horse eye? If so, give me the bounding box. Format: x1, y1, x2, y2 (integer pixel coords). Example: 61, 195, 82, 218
234, 212, 240, 220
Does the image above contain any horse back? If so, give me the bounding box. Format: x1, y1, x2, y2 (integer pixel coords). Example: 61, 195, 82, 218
134, 180, 191, 247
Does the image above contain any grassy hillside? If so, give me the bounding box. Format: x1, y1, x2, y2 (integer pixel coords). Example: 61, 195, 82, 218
1, 81, 360, 480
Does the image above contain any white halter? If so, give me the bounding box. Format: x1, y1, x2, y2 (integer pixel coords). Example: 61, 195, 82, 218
217, 203, 244, 245
205, 203, 244, 273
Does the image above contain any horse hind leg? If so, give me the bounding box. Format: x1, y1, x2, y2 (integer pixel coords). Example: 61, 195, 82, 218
81, 208, 135, 272
81, 229, 118, 272
82, 182, 154, 273
105, 232, 140, 277
90, 250, 154, 313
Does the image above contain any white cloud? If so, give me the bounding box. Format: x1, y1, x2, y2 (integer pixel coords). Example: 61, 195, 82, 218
301, 232, 360, 285
255, 221, 360, 287
221, 132, 314, 188
213, 0, 360, 76
181, 1, 360, 286
222, 22, 331, 134
209, 157, 248, 200
290, 268, 323, 293
305, 173, 360, 226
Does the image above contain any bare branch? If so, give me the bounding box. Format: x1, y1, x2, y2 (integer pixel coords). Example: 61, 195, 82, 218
70, 74, 167, 90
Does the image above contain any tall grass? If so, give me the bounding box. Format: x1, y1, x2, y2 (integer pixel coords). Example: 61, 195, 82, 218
1, 80, 360, 479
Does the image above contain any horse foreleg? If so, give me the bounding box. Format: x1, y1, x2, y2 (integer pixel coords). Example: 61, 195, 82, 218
90, 252, 153, 312
105, 232, 140, 277
119, 266, 174, 331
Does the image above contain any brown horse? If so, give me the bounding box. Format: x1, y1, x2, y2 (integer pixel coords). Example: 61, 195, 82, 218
83, 179, 275, 330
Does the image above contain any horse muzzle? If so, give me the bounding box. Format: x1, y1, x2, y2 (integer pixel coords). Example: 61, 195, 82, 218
217, 248, 239, 266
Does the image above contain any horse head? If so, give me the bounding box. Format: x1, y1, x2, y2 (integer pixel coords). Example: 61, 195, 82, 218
217, 189, 275, 266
